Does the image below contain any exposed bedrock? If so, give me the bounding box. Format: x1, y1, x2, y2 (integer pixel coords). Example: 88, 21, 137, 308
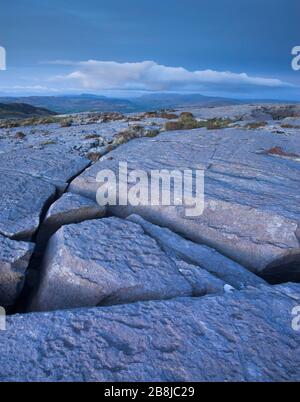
127, 214, 265, 289
2, 283, 300, 382
36, 192, 106, 249
0, 149, 91, 241
30, 217, 231, 312
0, 171, 56, 241
0, 148, 90, 193
0, 235, 34, 308
69, 128, 300, 281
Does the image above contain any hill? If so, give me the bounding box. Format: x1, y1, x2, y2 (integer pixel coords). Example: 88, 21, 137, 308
0, 102, 56, 120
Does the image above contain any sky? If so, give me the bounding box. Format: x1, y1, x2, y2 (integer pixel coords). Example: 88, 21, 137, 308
0, 0, 299, 100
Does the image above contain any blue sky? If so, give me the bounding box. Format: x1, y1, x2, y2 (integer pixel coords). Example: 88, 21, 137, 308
0, 0, 299, 99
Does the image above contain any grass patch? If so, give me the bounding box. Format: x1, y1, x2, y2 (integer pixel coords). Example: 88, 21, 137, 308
84, 134, 101, 140
40, 140, 57, 146
264, 147, 299, 158
60, 118, 73, 127
164, 113, 233, 131
0, 116, 63, 129
244, 121, 268, 129
281, 123, 300, 129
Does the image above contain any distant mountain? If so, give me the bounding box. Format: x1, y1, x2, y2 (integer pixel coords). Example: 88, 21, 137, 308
0, 93, 242, 115
0, 95, 136, 114
133, 93, 241, 109
0, 102, 56, 120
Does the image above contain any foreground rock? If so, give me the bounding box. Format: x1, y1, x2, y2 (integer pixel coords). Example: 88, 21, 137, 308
0, 235, 34, 307
31, 217, 228, 312
2, 284, 300, 381
37, 193, 106, 248
128, 215, 265, 289
69, 128, 300, 281
0, 171, 56, 240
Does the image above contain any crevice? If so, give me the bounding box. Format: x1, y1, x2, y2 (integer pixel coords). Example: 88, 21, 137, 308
13, 159, 97, 314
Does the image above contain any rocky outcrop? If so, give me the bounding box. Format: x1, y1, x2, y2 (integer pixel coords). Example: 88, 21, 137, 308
0, 235, 34, 307
30, 217, 230, 312
2, 284, 300, 381
0, 104, 299, 382
69, 127, 300, 281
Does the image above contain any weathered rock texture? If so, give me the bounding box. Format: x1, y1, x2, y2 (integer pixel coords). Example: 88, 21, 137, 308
37, 193, 106, 248
0, 149, 90, 192
0, 171, 56, 240
0, 235, 34, 307
31, 217, 230, 312
128, 214, 266, 289
1, 284, 300, 381
69, 128, 300, 281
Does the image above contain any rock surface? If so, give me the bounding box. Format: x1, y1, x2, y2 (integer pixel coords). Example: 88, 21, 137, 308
128, 214, 266, 289
0, 171, 56, 240
0, 149, 90, 191
69, 127, 300, 280
31, 217, 229, 312
1, 284, 300, 381
0, 235, 34, 307
37, 193, 106, 248
0, 103, 300, 382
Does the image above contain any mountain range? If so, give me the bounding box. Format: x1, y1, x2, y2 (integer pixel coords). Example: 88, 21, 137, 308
0, 93, 241, 116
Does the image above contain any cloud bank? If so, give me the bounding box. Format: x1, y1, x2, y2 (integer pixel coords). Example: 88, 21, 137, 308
51, 60, 289, 92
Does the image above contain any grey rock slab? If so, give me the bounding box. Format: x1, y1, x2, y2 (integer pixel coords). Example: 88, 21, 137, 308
0, 171, 56, 240
128, 214, 265, 289
0, 235, 34, 307
31, 217, 213, 312
69, 128, 300, 278
2, 284, 300, 381
37, 193, 106, 248
0, 149, 90, 191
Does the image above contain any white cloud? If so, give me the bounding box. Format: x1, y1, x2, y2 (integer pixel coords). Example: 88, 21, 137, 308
50, 60, 290, 92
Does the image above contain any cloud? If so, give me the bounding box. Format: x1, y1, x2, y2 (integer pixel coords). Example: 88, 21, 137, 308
50, 60, 291, 92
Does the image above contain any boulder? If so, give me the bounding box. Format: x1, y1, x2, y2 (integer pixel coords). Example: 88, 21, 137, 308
0, 235, 34, 307
2, 284, 300, 381
30, 217, 228, 312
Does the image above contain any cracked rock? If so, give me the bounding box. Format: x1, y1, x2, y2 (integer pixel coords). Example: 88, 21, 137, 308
127, 214, 265, 289
2, 284, 300, 381
30, 217, 228, 312
0, 235, 34, 307
37, 193, 106, 248
0, 148, 90, 192
0, 171, 56, 240
69, 128, 300, 280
